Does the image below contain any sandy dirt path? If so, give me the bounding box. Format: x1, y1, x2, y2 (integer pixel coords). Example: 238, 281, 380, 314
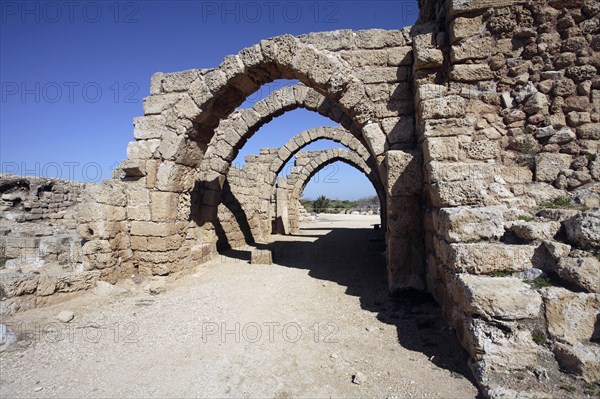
0, 214, 479, 398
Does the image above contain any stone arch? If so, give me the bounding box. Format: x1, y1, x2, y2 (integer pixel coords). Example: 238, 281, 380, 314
117, 29, 417, 292
285, 148, 384, 233
260, 126, 385, 234
267, 126, 372, 179
197, 84, 375, 191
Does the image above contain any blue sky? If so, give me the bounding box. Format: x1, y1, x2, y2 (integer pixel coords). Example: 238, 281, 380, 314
0, 0, 418, 199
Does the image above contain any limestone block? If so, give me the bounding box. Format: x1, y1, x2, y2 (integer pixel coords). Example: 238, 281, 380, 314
448, 0, 526, 18
130, 221, 179, 237
300, 30, 354, 51
535, 153, 572, 182
128, 189, 150, 207
429, 180, 488, 207
35, 275, 57, 297
416, 84, 447, 103
381, 116, 414, 144
150, 191, 179, 222
414, 47, 444, 69
451, 274, 542, 320
450, 64, 493, 82
424, 137, 460, 162
387, 196, 421, 235
119, 160, 146, 177
556, 257, 600, 293
155, 162, 195, 193
362, 123, 386, 156
250, 249, 272, 264
564, 210, 600, 250
542, 287, 599, 343
385, 150, 422, 197
542, 240, 571, 261
523, 93, 550, 116
355, 29, 405, 49
465, 140, 499, 160
133, 115, 169, 140
459, 316, 549, 374
357, 67, 407, 84
450, 37, 494, 63
157, 70, 199, 93
436, 240, 544, 274
386, 235, 425, 291
576, 123, 600, 139
188, 77, 212, 109
126, 140, 160, 160
418, 118, 474, 140
142, 93, 183, 115
0, 273, 39, 297
436, 206, 505, 243
450, 15, 483, 43
553, 341, 600, 383
420, 95, 466, 119
387, 47, 413, 66
78, 203, 126, 223
509, 221, 561, 241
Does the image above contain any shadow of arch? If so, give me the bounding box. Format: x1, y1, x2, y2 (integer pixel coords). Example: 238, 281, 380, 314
214, 179, 257, 251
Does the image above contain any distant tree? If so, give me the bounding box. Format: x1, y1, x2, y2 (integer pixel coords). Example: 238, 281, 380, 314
312, 195, 331, 213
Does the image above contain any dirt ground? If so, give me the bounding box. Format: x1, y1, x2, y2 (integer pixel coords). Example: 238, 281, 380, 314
0, 214, 480, 398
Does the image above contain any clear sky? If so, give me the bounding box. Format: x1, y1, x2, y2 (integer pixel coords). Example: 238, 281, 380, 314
0, 0, 418, 199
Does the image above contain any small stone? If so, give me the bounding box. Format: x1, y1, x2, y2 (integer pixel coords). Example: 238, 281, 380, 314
366, 326, 376, 332
250, 249, 272, 264
519, 268, 544, 280
352, 372, 366, 385
34, 387, 43, 392
56, 310, 74, 323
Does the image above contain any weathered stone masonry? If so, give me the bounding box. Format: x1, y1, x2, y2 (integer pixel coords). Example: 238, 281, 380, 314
1, 0, 599, 395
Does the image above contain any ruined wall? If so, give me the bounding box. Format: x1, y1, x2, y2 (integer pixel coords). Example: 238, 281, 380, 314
0, 175, 129, 315
413, 0, 600, 394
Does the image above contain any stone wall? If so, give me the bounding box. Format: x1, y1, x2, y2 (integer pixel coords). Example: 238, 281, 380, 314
414, 0, 600, 394
0, 175, 127, 315
2, 5, 599, 395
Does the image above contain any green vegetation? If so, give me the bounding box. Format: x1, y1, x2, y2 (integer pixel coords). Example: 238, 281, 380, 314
489, 270, 512, 277
312, 195, 331, 213
531, 329, 547, 345
583, 382, 598, 396
541, 196, 573, 209
560, 385, 577, 394
525, 277, 552, 289
517, 215, 535, 222
0, 256, 6, 270
516, 139, 539, 172
586, 153, 597, 163
301, 195, 380, 214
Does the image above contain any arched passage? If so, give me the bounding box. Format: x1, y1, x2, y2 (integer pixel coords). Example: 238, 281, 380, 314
195, 84, 379, 228
284, 148, 384, 233
117, 30, 420, 292
250, 126, 386, 237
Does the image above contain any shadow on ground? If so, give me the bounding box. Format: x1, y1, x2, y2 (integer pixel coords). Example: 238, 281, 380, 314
220, 226, 480, 391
